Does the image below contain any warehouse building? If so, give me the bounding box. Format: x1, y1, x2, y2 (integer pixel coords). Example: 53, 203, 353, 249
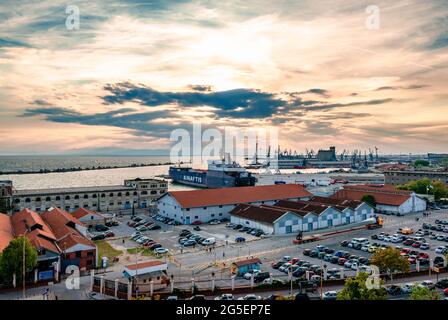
229, 197, 374, 235
10, 178, 167, 214
156, 184, 312, 224
332, 184, 426, 215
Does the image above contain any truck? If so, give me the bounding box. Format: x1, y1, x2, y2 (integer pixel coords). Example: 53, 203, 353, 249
366, 216, 384, 230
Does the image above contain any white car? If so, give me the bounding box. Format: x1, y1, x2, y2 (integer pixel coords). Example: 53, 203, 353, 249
279, 263, 291, 273
209, 219, 220, 225
361, 246, 369, 252
418, 280, 435, 289
202, 238, 216, 246
435, 246, 447, 254
383, 236, 391, 242
323, 291, 338, 300
350, 262, 359, 271
154, 248, 169, 254
243, 270, 260, 280
215, 294, 234, 300
344, 261, 352, 268
237, 294, 261, 300
400, 283, 415, 294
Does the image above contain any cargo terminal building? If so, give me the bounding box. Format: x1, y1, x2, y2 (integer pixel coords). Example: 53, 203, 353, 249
229, 197, 374, 235
156, 184, 313, 224
10, 178, 167, 214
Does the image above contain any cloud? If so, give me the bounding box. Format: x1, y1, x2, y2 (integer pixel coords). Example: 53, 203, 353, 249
0, 38, 31, 48
374, 85, 428, 91
102, 82, 296, 118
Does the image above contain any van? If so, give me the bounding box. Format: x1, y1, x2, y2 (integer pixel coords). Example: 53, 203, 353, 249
202, 238, 216, 245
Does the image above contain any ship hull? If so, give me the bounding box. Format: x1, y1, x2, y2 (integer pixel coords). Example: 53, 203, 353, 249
169, 167, 256, 188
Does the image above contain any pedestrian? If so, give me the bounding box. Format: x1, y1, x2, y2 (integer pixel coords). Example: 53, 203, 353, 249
122, 238, 125, 244
223, 252, 225, 258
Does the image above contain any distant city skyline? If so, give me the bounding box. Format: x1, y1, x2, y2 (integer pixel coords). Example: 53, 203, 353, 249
1, 0, 447, 156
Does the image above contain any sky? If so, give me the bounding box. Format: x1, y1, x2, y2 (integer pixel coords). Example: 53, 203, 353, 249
0, 0, 447, 156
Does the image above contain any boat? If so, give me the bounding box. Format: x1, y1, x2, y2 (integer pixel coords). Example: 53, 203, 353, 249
169, 154, 256, 188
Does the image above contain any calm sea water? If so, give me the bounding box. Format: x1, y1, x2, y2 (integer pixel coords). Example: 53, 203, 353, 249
0, 155, 337, 191
0, 155, 170, 172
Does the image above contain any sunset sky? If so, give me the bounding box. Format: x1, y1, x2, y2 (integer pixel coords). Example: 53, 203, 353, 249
0, 0, 447, 156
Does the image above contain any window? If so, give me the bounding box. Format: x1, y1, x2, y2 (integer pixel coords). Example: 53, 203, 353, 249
186, 208, 190, 211
219, 205, 222, 208
35, 197, 41, 202
56, 196, 61, 200
101, 193, 106, 198
14, 199, 20, 203
195, 216, 199, 219
117, 192, 122, 197
65, 206, 70, 210
74, 195, 79, 199
150, 190, 157, 195
133, 191, 138, 196
125, 192, 130, 196
87, 251, 93, 256
203, 207, 207, 210
211, 214, 215, 217
45, 197, 51, 201
109, 193, 114, 197
219, 213, 222, 216
84, 194, 89, 199
92, 194, 97, 198
75, 252, 81, 258
141, 191, 148, 195
25, 198, 31, 203
86, 260, 93, 266
65, 195, 70, 200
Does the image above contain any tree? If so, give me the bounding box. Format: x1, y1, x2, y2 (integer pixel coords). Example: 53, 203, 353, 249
361, 194, 376, 207
0, 198, 11, 214
397, 178, 448, 201
337, 272, 386, 300
410, 286, 440, 300
0, 237, 38, 285
370, 247, 409, 280
414, 160, 429, 167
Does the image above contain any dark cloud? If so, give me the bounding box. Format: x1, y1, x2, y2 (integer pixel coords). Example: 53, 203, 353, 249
188, 85, 213, 92
303, 98, 394, 111
102, 82, 294, 118
297, 88, 330, 98
21, 106, 178, 137
374, 84, 428, 91
0, 38, 31, 48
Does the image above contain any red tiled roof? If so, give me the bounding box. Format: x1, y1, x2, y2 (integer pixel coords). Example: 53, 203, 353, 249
71, 208, 103, 220
233, 258, 261, 267
10, 208, 53, 236
57, 233, 95, 251
125, 260, 165, 270
163, 184, 312, 209
310, 196, 364, 210
41, 208, 84, 239
333, 189, 410, 206
230, 204, 291, 224
0, 214, 13, 252
274, 199, 331, 214
27, 230, 60, 254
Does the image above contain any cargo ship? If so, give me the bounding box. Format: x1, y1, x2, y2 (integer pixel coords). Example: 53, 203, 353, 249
169, 156, 256, 188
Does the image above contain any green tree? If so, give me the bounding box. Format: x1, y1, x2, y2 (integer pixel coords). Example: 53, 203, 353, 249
370, 247, 410, 280
440, 158, 448, 169
414, 160, 429, 167
337, 272, 386, 300
0, 237, 38, 285
361, 194, 376, 207
410, 286, 440, 300
0, 198, 11, 214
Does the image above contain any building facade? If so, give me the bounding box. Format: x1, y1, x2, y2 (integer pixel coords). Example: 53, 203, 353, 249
11, 178, 167, 214
333, 184, 427, 215
384, 170, 448, 185
156, 184, 312, 224
230, 197, 374, 235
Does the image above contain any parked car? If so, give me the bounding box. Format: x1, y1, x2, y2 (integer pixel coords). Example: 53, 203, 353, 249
235, 237, 246, 243
91, 234, 105, 241
435, 279, 448, 289
154, 247, 169, 254
148, 225, 161, 230
191, 220, 202, 225
182, 239, 197, 247
386, 285, 402, 296
202, 238, 216, 246
104, 231, 115, 238
95, 224, 109, 232
214, 294, 234, 300
238, 294, 261, 300
418, 280, 436, 290
149, 243, 162, 250
209, 219, 220, 225
322, 291, 338, 300
189, 295, 206, 300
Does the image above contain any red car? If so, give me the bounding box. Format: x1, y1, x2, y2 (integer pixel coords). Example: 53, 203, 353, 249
401, 248, 411, 254
408, 257, 416, 264
418, 252, 429, 259
191, 220, 202, 225
411, 242, 421, 248
444, 288, 448, 297
104, 231, 115, 238
338, 258, 347, 266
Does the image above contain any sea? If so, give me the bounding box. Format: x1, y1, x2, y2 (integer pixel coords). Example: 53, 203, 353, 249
0, 155, 337, 191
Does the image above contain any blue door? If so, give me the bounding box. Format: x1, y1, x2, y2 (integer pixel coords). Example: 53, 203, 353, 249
308, 223, 313, 231
185, 216, 190, 224
285, 226, 292, 234
328, 219, 333, 227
